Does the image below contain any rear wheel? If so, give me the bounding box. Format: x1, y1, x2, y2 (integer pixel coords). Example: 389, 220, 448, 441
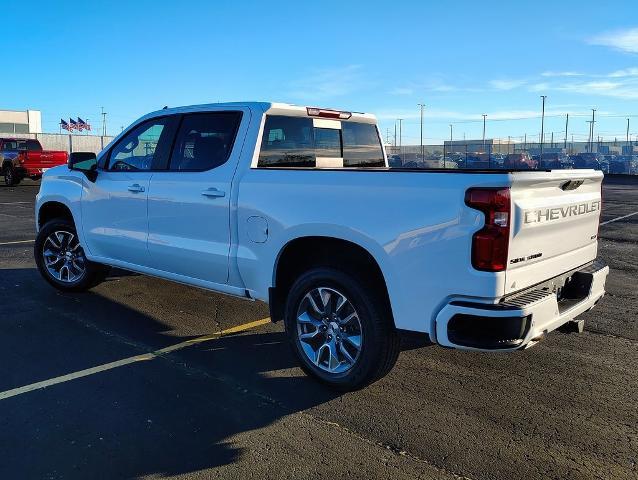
284, 267, 399, 391
34, 218, 108, 292
3, 165, 19, 186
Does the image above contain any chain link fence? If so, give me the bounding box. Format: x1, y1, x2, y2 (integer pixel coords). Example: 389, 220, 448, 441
3, 132, 115, 155
386, 141, 638, 174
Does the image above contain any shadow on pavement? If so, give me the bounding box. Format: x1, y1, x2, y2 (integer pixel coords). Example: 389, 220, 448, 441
0, 267, 355, 478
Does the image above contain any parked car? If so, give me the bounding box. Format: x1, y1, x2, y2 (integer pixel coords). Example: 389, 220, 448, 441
571, 153, 601, 170
538, 152, 569, 169
387, 154, 402, 168
490, 153, 506, 168
608, 155, 636, 174
462, 152, 491, 169
34, 102, 608, 390
504, 153, 538, 170
1, 138, 68, 186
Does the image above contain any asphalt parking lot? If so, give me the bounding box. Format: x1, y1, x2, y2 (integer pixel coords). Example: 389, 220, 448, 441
0, 176, 636, 480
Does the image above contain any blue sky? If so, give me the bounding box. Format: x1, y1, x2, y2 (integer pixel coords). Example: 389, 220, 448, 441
3, 0, 638, 143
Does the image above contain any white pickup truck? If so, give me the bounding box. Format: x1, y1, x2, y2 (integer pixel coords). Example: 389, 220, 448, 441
35, 102, 609, 390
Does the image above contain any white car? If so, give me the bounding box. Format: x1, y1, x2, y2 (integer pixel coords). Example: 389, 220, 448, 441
35, 102, 608, 390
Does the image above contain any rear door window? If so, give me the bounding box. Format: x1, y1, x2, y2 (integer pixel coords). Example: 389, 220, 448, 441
169, 112, 242, 171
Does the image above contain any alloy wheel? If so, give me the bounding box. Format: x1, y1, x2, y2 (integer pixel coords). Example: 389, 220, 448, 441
296, 287, 363, 374
42, 230, 87, 283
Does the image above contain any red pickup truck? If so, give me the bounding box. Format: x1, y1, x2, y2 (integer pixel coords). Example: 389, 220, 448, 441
1, 138, 68, 186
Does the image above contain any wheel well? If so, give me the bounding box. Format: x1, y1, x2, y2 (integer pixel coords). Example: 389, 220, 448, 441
38, 202, 74, 229
270, 236, 394, 326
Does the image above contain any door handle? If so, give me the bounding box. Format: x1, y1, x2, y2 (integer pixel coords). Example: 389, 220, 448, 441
127, 184, 145, 193
201, 188, 225, 198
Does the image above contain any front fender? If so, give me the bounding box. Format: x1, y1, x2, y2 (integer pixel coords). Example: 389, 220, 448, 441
36, 168, 85, 241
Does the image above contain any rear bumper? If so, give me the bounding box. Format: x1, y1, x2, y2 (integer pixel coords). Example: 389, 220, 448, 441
434, 259, 609, 351
12, 166, 45, 179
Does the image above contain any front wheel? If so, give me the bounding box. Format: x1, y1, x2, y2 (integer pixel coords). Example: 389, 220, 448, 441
34, 219, 108, 292
3, 165, 19, 186
284, 267, 399, 391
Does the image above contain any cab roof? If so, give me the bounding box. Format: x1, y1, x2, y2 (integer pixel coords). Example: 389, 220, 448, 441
143, 102, 377, 124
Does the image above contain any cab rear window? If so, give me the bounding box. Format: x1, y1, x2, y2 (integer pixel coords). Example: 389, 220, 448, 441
257, 115, 384, 168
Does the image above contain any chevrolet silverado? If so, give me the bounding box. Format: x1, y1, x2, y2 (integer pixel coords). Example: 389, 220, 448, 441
33, 102, 609, 389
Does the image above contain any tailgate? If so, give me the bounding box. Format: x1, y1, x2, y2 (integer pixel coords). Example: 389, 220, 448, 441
43, 150, 69, 168
505, 169, 602, 294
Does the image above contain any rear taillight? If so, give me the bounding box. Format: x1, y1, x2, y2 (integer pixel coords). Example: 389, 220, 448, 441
465, 187, 511, 272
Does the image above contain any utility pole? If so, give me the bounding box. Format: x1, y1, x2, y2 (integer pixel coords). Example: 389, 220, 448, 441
398, 118, 403, 152
627, 118, 631, 148
540, 95, 547, 162
446, 124, 453, 167
524, 133, 527, 150
482, 114, 487, 150
394, 122, 397, 148
590, 109, 596, 153
417, 104, 425, 161
586, 121, 593, 152
564, 113, 569, 149
551, 131, 554, 148
100, 107, 107, 137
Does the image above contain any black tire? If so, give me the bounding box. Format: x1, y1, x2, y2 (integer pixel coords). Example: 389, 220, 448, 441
284, 267, 400, 391
3, 164, 19, 186
34, 218, 108, 292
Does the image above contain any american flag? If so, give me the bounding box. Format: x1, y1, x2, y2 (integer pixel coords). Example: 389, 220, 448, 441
69, 118, 79, 131
77, 118, 91, 131
60, 119, 71, 132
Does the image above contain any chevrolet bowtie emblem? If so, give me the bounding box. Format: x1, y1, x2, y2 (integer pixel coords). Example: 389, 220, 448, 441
561, 179, 584, 191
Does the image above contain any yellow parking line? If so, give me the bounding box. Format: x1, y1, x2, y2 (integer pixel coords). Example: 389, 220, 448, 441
0, 317, 271, 401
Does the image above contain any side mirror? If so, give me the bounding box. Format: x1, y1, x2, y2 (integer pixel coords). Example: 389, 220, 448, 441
69, 152, 98, 182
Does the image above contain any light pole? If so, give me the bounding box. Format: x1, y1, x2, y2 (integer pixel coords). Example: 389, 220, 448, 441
449, 124, 453, 144
627, 118, 631, 149
482, 114, 487, 150
100, 107, 108, 137
564, 113, 569, 149
398, 118, 403, 153
394, 122, 397, 149
420, 105, 424, 161
540, 95, 547, 163
590, 109, 596, 153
